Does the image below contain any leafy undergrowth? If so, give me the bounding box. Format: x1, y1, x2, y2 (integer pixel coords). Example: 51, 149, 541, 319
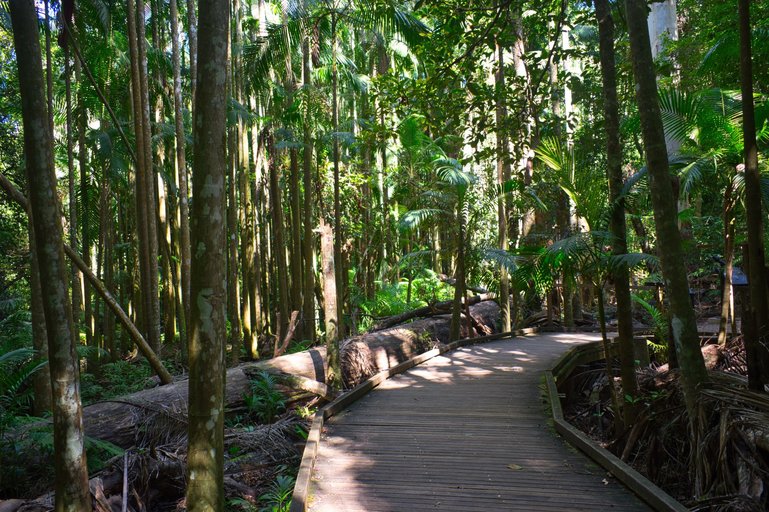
562, 336, 769, 512
2, 371, 315, 512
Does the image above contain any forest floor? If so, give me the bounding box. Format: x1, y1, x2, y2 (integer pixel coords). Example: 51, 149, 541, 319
562, 331, 769, 512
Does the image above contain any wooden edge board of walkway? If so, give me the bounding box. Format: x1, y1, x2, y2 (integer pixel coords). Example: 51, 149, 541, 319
289, 327, 538, 512
545, 344, 689, 512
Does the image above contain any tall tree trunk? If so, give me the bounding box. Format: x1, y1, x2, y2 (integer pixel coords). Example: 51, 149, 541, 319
268, 131, 290, 343
128, 0, 161, 354
738, 0, 769, 389
10, 2, 92, 508
281, 0, 303, 333
595, 0, 639, 428
186, 0, 228, 508
495, 39, 511, 333
170, 0, 191, 341
302, 26, 316, 344
718, 180, 735, 345
29, 214, 53, 415
331, 13, 345, 336
65, 44, 82, 322
186, 0, 198, 106
625, 0, 708, 416
238, 124, 256, 359
319, 219, 341, 389
450, 204, 466, 341
137, 0, 161, 354
77, 58, 93, 353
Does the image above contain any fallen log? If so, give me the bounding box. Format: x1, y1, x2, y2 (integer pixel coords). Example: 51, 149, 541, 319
55, 300, 500, 448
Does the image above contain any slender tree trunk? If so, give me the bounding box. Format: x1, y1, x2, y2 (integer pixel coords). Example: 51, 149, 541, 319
625, 0, 708, 415
450, 205, 466, 341
186, 0, 228, 508
302, 27, 316, 344
268, 131, 290, 342
319, 220, 341, 389
596, 0, 639, 427
137, 0, 161, 354
75, 57, 94, 358
495, 39, 511, 332
738, 0, 769, 389
187, 0, 198, 106
29, 214, 52, 415
170, 0, 191, 340
331, 14, 344, 336
718, 180, 735, 345
65, 44, 82, 321
10, 2, 92, 508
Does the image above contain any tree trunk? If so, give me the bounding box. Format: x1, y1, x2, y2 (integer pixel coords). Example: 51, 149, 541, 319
718, 180, 735, 345
77, 57, 93, 353
450, 204, 466, 341
10, 2, 92, 508
331, 14, 345, 337
738, 0, 769, 389
319, 220, 341, 389
268, 130, 290, 344
170, 0, 191, 341
496, 39, 511, 333
186, 0, 228, 508
65, 43, 82, 323
239, 128, 256, 357
625, 0, 708, 416
186, 0, 198, 107
29, 214, 52, 415
596, 0, 639, 427
302, 27, 316, 344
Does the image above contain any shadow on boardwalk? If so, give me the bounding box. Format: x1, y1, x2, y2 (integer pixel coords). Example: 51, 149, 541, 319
308, 333, 652, 512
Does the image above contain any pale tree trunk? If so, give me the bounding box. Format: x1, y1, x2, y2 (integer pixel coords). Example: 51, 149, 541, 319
186, 0, 228, 508
282, 0, 303, 332
302, 25, 316, 344
320, 220, 341, 389
450, 205, 466, 341
170, 0, 191, 343
549, 23, 573, 330
718, 180, 735, 345
738, 0, 769, 389
595, 0, 639, 428
10, 2, 92, 508
65, 43, 82, 321
76, 57, 94, 355
137, 0, 161, 354
512, 16, 535, 247
495, 39, 511, 332
228, 0, 243, 362
268, 131, 290, 341
331, 14, 345, 336
625, 0, 708, 416
127, 0, 161, 354
226, 30, 242, 362
187, 0, 198, 107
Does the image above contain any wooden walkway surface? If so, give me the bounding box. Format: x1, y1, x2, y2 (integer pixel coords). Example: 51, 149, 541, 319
307, 333, 652, 511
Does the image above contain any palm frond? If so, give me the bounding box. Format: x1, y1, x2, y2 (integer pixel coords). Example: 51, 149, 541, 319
399, 208, 442, 230
481, 248, 520, 273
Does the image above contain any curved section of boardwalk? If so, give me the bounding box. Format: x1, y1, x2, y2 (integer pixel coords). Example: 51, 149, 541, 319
308, 333, 651, 511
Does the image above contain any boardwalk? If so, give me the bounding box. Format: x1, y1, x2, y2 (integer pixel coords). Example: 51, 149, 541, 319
307, 333, 651, 511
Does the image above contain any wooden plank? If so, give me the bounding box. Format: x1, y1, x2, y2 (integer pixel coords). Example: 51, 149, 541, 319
305, 334, 653, 511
